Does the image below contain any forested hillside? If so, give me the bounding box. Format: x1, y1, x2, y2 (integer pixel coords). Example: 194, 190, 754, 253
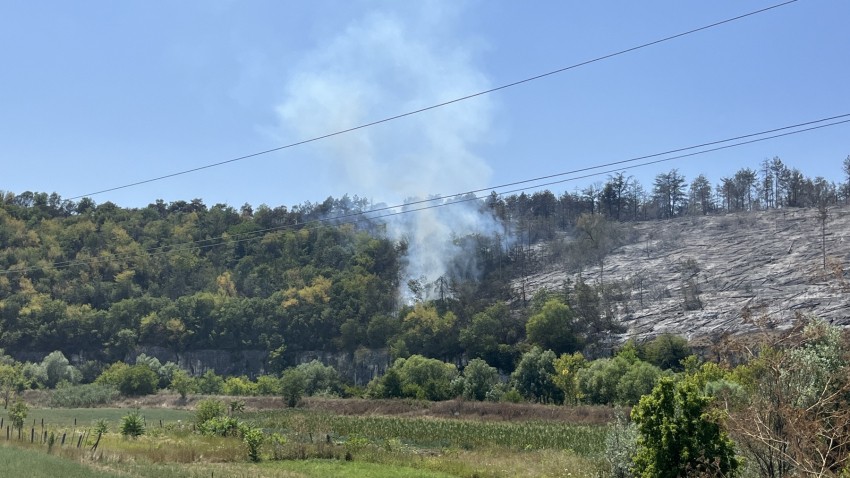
0, 156, 848, 375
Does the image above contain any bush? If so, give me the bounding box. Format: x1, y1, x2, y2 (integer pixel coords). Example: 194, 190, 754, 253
511, 347, 562, 404
117, 364, 159, 396
119, 410, 145, 438
50, 383, 119, 408
280, 369, 306, 408
195, 398, 227, 427
606, 413, 638, 478
255, 375, 281, 395
8, 399, 27, 432
199, 416, 240, 437
240, 424, 265, 462
295, 360, 342, 396
169, 369, 194, 399
222, 376, 258, 396
637, 334, 691, 372
390, 355, 458, 401
631, 377, 738, 478
196, 370, 224, 394
462, 358, 501, 401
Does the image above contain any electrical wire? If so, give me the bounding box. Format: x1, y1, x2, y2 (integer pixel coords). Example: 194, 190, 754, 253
66, 0, 799, 201
3, 111, 847, 276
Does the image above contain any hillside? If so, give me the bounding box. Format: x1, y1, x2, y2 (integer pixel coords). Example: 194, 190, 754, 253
519, 205, 850, 345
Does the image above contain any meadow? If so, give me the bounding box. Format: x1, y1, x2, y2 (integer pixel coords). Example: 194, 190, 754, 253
0, 402, 612, 478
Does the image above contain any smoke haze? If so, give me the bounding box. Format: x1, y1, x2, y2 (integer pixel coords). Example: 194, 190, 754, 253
276, 4, 506, 300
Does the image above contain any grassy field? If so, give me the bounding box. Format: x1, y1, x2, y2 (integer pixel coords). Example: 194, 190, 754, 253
1, 403, 611, 477
0, 443, 122, 477
27, 407, 192, 428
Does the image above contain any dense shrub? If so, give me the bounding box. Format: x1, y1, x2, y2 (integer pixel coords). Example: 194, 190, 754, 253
222, 376, 259, 396
576, 355, 661, 406
194, 398, 227, 427
511, 347, 562, 404
50, 383, 119, 407
461, 358, 501, 401
196, 370, 224, 394
369, 355, 459, 401
295, 360, 342, 396
637, 334, 691, 371
631, 377, 738, 478
280, 368, 306, 408
255, 375, 281, 395
169, 369, 194, 399
199, 416, 240, 437
98, 363, 159, 396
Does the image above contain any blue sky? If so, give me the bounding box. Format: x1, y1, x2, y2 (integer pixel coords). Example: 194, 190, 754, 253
2, 0, 848, 209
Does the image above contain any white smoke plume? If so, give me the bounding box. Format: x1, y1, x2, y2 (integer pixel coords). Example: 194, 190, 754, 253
276, 5, 506, 301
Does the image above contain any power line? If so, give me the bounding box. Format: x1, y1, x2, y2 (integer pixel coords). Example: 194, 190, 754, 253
67, 0, 799, 201
5, 111, 847, 276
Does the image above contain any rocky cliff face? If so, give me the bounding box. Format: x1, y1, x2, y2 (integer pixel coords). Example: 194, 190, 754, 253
517, 206, 850, 344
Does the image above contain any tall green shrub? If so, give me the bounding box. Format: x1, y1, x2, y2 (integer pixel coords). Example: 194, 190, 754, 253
631, 377, 738, 478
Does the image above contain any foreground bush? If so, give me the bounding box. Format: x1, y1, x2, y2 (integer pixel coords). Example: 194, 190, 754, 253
119, 410, 145, 438
631, 377, 738, 478
195, 398, 227, 427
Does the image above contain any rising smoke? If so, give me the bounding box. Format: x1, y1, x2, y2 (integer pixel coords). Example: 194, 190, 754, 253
276, 5, 508, 301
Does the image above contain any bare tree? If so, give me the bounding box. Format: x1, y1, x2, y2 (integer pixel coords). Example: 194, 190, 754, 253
726, 320, 850, 477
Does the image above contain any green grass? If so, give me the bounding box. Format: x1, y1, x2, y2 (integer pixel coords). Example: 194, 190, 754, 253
0, 406, 609, 478
89, 459, 460, 478
28, 407, 192, 428
263, 459, 460, 477
0, 444, 121, 477
247, 409, 608, 455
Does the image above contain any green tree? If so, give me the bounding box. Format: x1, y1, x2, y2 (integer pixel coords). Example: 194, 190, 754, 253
370, 355, 459, 401
511, 347, 562, 404
8, 399, 27, 433
631, 377, 738, 478
638, 334, 691, 372
526, 299, 583, 355
294, 360, 341, 396
460, 303, 521, 371
222, 376, 258, 396
0, 364, 24, 409
280, 368, 306, 408
169, 369, 194, 399
553, 352, 586, 405
577, 356, 629, 405
461, 358, 500, 401
99, 363, 159, 396
196, 370, 224, 394
41, 351, 79, 388
255, 375, 281, 395
395, 355, 458, 401
240, 424, 265, 462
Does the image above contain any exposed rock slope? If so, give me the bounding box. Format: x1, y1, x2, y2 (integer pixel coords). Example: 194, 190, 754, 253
519, 206, 850, 344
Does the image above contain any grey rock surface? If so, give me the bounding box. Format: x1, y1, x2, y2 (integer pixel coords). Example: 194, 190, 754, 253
516, 206, 850, 344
